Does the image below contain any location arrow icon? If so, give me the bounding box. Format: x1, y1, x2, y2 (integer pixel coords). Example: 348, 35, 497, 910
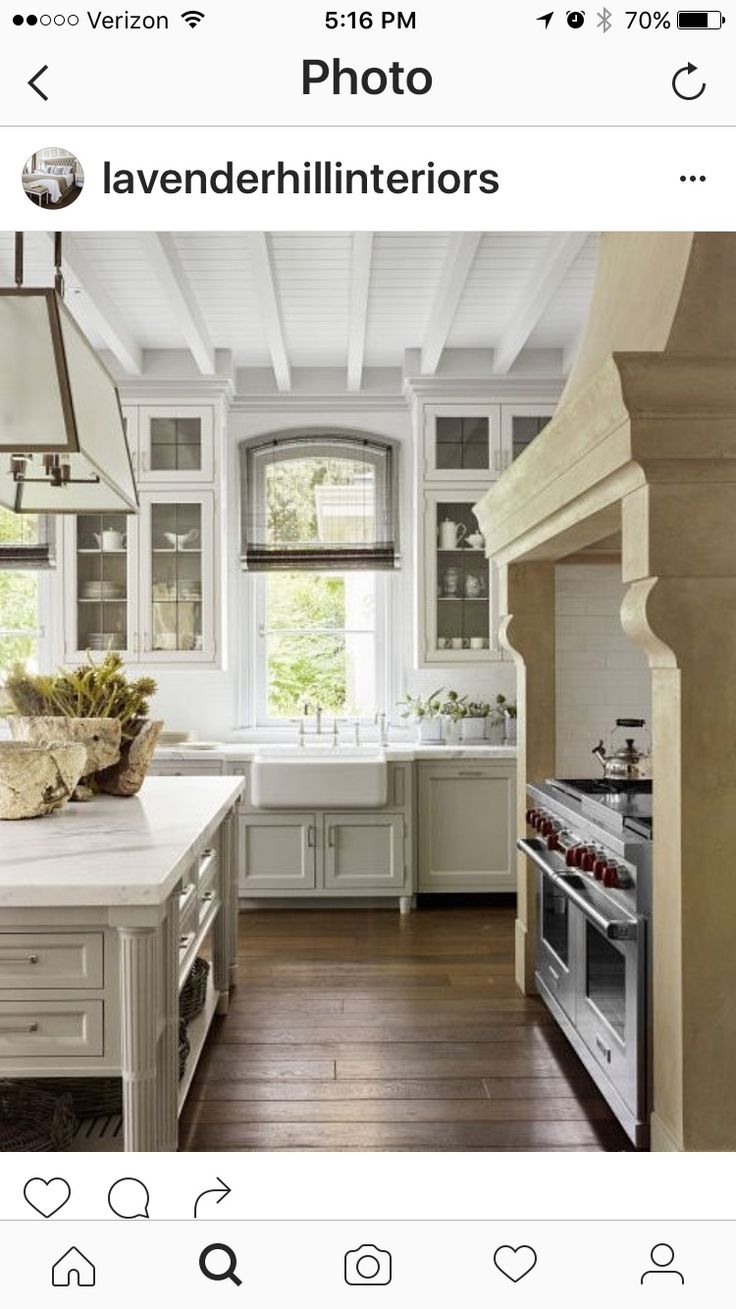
28, 65, 49, 100
537, 11, 554, 27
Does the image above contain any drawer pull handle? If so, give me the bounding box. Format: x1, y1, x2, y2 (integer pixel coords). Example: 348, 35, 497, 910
548, 965, 560, 985
458, 771, 484, 778
179, 933, 194, 949
201, 890, 215, 902
0, 1022, 38, 1034
0, 954, 39, 965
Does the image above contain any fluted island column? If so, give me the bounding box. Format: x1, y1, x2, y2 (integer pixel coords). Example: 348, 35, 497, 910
118, 925, 159, 1152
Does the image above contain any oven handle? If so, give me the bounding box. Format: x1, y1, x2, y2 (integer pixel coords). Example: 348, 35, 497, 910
517, 838, 638, 942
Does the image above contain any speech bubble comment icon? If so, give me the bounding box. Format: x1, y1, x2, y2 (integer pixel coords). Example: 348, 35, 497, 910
107, 1177, 150, 1220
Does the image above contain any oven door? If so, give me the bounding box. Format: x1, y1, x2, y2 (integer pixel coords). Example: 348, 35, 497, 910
567, 879, 645, 1118
536, 866, 575, 1018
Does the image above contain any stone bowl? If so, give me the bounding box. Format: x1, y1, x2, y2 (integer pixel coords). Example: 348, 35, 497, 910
0, 741, 87, 820
8, 717, 122, 800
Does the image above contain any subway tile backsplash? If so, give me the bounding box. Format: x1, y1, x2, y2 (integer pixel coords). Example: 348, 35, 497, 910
555, 564, 651, 776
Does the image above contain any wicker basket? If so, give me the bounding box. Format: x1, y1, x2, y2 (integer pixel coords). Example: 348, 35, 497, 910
0, 1080, 77, 1152
178, 1020, 190, 1080
180, 956, 210, 1024
25, 1077, 122, 1120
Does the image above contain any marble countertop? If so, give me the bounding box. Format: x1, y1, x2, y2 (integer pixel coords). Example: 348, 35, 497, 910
0, 776, 243, 909
154, 743, 518, 763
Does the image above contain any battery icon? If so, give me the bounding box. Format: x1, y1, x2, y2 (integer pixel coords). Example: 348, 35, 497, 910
677, 10, 725, 27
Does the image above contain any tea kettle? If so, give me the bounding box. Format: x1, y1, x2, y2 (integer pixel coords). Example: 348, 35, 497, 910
592, 718, 651, 780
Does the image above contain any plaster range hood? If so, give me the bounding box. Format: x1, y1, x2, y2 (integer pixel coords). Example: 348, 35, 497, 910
474, 232, 736, 1153
0, 234, 138, 514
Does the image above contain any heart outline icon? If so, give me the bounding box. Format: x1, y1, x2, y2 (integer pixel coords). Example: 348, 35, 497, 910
493, 1244, 538, 1282
23, 1177, 71, 1218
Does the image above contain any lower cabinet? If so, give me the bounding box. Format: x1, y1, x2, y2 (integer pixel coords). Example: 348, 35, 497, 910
324, 813, 405, 891
238, 812, 409, 898
417, 762, 516, 892
239, 813, 317, 891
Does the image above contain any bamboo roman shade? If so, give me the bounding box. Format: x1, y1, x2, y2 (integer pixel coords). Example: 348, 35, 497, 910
0, 509, 54, 569
241, 434, 398, 571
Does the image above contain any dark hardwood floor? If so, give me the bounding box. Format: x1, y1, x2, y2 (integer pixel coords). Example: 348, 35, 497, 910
181, 904, 633, 1152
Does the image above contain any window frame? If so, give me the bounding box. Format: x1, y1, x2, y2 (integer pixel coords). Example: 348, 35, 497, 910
250, 568, 391, 729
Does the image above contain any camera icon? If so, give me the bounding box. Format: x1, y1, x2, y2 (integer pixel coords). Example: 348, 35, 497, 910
344, 1244, 392, 1286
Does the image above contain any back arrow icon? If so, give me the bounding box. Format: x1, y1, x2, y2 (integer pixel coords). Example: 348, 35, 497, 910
672, 62, 706, 100
28, 65, 49, 100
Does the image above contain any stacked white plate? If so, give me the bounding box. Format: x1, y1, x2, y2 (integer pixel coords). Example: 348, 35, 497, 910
87, 633, 125, 650
80, 581, 125, 600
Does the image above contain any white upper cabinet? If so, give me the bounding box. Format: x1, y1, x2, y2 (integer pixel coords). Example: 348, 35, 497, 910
499, 405, 555, 472
140, 490, 217, 663
62, 511, 139, 662
137, 405, 215, 484
422, 404, 502, 482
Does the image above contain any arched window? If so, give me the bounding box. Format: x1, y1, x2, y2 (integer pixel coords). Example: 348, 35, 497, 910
241, 432, 398, 571
240, 431, 398, 724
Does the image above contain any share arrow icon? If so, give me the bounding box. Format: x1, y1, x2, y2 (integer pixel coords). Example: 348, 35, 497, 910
537, 11, 554, 27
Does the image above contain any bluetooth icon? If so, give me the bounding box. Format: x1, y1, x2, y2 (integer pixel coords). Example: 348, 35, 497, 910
597, 6, 613, 30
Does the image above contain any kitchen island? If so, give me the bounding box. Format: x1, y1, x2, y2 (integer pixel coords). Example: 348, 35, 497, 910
0, 776, 242, 1152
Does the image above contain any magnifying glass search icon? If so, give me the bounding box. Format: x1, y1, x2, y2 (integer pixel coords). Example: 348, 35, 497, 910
199, 1243, 242, 1287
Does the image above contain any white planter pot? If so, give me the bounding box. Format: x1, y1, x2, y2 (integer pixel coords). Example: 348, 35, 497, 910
460, 717, 486, 742
486, 719, 505, 746
417, 718, 443, 744
504, 714, 518, 745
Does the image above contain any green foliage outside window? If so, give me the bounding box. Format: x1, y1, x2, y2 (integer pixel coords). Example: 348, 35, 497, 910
0, 509, 39, 675
266, 572, 347, 717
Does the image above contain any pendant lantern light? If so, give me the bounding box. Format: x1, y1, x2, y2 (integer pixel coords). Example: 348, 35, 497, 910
0, 233, 138, 514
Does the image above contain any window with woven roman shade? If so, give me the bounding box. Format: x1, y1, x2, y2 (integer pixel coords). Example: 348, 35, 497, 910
240, 433, 399, 572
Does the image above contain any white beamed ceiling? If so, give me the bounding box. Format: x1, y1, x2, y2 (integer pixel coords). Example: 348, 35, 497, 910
0, 231, 599, 384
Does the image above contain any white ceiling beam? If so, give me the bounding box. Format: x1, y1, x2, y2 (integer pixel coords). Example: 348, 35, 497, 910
248, 233, 291, 392
141, 233, 216, 375
420, 233, 482, 375
347, 232, 374, 393
55, 235, 143, 376
492, 232, 589, 377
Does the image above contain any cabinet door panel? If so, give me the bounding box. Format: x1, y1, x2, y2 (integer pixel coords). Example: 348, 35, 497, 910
324, 814, 405, 890
138, 406, 214, 483
418, 766, 515, 891
239, 815, 316, 892
140, 490, 216, 662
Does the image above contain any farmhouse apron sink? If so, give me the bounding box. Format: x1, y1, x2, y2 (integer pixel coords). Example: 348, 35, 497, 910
251, 749, 388, 809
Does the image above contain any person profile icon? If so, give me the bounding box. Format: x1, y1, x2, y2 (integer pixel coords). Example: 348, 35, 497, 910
640, 1243, 684, 1285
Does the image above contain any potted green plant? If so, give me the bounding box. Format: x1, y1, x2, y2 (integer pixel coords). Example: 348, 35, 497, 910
4, 653, 161, 798
503, 697, 518, 745
486, 694, 508, 745
441, 691, 492, 742
397, 687, 445, 744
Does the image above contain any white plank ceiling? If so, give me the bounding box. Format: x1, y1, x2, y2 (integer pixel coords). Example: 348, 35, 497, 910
0, 231, 599, 386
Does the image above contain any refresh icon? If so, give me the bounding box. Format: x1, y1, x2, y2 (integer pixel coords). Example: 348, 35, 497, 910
672, 62, 706, 100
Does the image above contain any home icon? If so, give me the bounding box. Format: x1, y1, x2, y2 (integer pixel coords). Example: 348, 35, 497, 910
51, 1247, 96, 1287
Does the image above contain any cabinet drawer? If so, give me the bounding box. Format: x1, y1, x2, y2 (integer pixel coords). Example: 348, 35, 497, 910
0, 1001, 104, 1058
0, 934, 103, 990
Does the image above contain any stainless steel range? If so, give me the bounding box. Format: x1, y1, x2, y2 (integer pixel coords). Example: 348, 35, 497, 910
518, 777, 652, 1148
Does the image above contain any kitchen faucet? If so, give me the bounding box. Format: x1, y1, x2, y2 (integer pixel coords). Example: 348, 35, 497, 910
374, 711, 389, 746
301, 702, 324, 736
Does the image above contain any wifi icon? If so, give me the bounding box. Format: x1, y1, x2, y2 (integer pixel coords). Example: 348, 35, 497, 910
181, 9, 205, 27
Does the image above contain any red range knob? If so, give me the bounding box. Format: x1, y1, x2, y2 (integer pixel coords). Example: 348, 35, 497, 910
547, 833, 560, 851
539, 818, 550, 836
573, 846, 587, 868
582, 851, 596, 872
593, 858, 608, 882
526, 809, 536, 825
603, 865, 620, 889
565, 847, 578, 867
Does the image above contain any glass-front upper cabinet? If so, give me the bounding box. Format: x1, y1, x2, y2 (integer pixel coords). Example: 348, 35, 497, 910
500, 405, 555, 471
420, 490, 496, 664
422, 405, 502, 482
64, 512, 137, 660
140, 491, 215, 662
138, 406, 215, 484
